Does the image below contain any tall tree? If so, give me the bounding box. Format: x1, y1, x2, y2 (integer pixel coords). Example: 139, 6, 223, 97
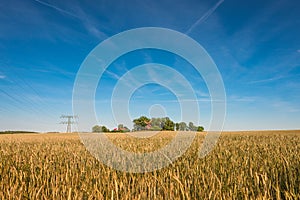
162, 117, 175, 131
92, 125, 102, 133
188, 122, 197, 131
92, 125, 109, 133
179, 122, 187, 131
175, 123, 179, 131
101, 126, 110, 132
133, 116, 150, 131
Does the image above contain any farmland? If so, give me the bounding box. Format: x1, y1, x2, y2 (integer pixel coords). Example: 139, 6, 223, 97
0, 130, 299, 199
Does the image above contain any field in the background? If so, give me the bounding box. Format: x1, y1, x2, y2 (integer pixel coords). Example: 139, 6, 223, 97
0, 130, 299, 199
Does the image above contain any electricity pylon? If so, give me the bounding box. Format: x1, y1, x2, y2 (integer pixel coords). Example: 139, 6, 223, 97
60, 115, 78, 133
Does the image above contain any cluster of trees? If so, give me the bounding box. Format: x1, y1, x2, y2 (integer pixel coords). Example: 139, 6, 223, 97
133, 116, 175, 131
133, 116, 204, 132
92, 124, 130, 133
92, 125, 110, 133
175, 121, 204, 132
0, 131, 37, 134
92, 116, 204, 133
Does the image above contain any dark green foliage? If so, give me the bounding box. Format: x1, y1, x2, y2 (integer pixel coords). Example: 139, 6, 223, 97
162, 117, 175, 131
178, 122, 187, 131
101, 126, 110, 132
0, 131, 37, 134
197, 126, 204, 132
92, 125, 102, 133
133, 116, 151, 131
92, 125, 109, 133
175, 123, 179, 131
188, 122, 197, 131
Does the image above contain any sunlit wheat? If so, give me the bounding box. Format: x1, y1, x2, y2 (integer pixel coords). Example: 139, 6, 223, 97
0, 131, 299, 199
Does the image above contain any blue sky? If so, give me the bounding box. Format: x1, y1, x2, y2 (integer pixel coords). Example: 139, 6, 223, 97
0, 0, 299, 132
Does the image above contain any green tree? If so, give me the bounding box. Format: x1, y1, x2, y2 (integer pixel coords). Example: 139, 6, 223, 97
133, 116, 150, 131
151, 118, 163, 129
188, 122, 197, 131
101, 126, 110, 132
179, 122, 187, 131
162, 117, 175, 131
92, 125, 102, 133
92, 125, 110, 133
175, 123, 179, 131
197, 126, 204, 132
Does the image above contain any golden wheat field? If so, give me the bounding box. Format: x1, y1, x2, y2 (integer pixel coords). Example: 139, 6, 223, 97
0, 130, 299, 199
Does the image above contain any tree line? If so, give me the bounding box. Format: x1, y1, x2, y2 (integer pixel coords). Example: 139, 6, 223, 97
92, 116, 204, 133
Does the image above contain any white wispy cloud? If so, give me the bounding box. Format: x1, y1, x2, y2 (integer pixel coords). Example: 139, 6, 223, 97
297, 49, 300, 53
272, 100, 300, 113
226, 1, 292, 67
248, 76, 285, 84
186, 0, 224, 34
105, 70, 121, 80
195, 90, 209, 97
32, 65, 76, 78
34, 0, 78, 19
33, 0, 107, 40
0, 75, 6, 79
228, 95, 258, 102
74, 6, 107, 40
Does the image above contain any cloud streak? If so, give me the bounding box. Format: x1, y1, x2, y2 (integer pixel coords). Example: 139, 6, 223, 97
272, 100, 300, 113
105, 70, 121, 80
33, 0, 106, 40
33, 0, 79, 19
247, 73, 299, 84
248, 76, 284, 84
185, 0, 224, 34
72, 5, 108, 40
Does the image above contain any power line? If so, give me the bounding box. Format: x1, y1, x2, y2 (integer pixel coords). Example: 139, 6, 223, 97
60, 115, 78, 133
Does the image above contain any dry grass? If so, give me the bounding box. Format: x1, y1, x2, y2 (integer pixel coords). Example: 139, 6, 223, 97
0, 130, 299, 199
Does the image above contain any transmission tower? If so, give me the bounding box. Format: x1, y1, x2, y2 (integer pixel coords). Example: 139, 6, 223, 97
60, 115, 78, 133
